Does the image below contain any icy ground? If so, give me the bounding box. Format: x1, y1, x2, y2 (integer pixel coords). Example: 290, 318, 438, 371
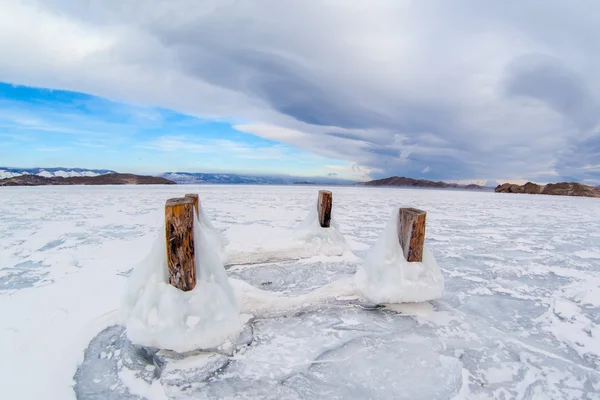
1, 185, 600, 399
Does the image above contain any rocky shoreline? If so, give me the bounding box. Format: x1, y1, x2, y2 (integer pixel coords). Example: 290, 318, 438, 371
495, 182, 600, 198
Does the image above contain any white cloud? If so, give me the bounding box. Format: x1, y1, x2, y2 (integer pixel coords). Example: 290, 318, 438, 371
325, 163, 374, 181
139, 135, 287, 160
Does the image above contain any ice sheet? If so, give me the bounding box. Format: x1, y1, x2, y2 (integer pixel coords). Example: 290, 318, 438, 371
2, 185, 600, 399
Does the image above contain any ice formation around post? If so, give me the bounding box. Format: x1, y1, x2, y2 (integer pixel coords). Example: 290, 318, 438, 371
292, 200, 349, 256
355, 208, 444, 303
224, 198, 349, 265
196, 201, 229, 248
120, 206, 240, 353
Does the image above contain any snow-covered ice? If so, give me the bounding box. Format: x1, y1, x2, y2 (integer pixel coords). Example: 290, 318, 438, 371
223, 198, 348, 266
1, 185, 600, 399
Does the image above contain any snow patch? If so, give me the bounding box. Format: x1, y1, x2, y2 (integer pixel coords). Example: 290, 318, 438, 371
385, 302, 457, 325
224, 200, 348, 265
118, 368, 168, 400
0, 168, 107, 179
0, 170, 20, 179
535, 298, 600, 358
231, 276, 357, 314
574, 249, 600, 259
355, 208, 444, 303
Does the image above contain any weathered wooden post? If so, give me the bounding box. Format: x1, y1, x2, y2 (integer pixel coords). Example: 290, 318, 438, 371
165, 197, 196, 291
185, 193, 199, 219
318, 190, 332, 228
398, 208, 426, 262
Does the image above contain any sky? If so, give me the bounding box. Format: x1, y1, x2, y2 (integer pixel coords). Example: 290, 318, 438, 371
0, 83, 352, 178
0, 0, 599, 184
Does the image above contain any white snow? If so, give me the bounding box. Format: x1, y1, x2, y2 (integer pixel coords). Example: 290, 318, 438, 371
1, 185, 600, 399
0, 168, 103, 179
118, 368, 168, 400
121, 206, 241, 353
53, 170, 71, 178
355, 208, 444, 303
230, 275, 357, 314
82, 171, 101, 177
224, 196, 349, 265
0, 170, 21, 179
38, 170, 53, 177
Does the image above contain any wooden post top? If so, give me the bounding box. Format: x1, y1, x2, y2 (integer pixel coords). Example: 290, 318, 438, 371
166, 197, 195, 207
399, 207, 426, 216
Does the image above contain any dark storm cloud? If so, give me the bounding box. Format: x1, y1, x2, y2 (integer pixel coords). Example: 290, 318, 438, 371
503, 54, 597, 130
174, 45, 393, 130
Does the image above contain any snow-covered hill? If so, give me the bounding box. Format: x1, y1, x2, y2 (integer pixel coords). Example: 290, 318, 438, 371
160, 172, 353, 185
1, 169, 354, 185
0, 167, 116, 180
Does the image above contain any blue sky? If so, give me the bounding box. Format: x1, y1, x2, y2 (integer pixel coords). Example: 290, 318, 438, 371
0, 82, 354, 178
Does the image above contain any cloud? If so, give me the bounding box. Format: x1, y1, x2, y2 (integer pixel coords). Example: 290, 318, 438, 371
0, 0, 599, 182
34, 146, 71, 152
139, 135, 288, 160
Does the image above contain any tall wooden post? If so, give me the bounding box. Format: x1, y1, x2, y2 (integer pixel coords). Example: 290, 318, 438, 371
185, 193, 199, 219
318, 190, 332, 228
165, 197, 196, 291
398, 208, 426, 262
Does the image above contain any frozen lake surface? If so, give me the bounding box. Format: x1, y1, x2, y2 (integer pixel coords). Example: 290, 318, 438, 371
1, 185, 600, 399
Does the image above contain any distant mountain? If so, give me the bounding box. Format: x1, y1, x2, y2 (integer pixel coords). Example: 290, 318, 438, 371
363, 176, 489, 190
0, 167, 115, 180
495, 182, 600, 198
0, 173, 175, 186
159, 172, 354, 185
1, 168, 356, 186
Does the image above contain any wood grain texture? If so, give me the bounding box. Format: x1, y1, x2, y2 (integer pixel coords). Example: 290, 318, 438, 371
318, 190, 332, 228
398, 207, 427, 262
184, 193, 200, 219
165, 197, 196, 291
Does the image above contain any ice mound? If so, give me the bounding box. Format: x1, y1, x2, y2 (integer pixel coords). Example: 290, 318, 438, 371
224, 201, 348, 265
292, 201, 348, 255
355, 208, 444, 303
120, 212, 241, 353
196, 202, 229, 263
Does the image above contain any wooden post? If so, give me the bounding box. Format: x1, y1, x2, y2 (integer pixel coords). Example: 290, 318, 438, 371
165, 197, 196, 291
398, 208, 426, 262
185, 193, 199, 219
318, 190, 332, 228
